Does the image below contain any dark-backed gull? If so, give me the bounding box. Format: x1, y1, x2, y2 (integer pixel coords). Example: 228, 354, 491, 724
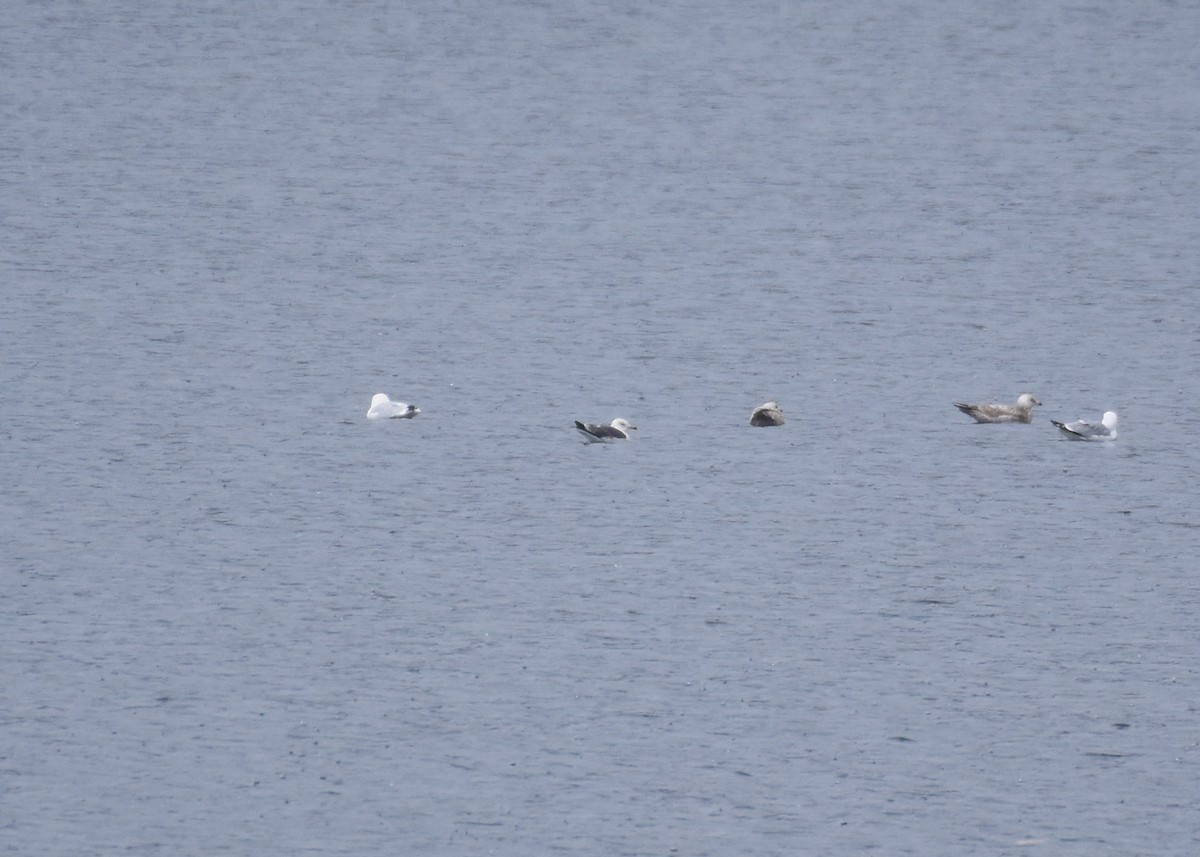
575, 418, 636, 442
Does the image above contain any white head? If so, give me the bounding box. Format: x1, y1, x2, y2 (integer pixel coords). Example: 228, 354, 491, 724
759, 401, 781, 412
611, 418, 637, 432
1101, 411, 1118, 430
1017, 393, 1041, 408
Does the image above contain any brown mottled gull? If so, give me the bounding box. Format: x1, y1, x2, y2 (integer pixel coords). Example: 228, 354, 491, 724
953, 393, 1040, 424
750, 401, 785, 427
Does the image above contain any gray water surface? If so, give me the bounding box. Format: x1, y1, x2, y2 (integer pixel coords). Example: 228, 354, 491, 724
4, 1, 1199, 854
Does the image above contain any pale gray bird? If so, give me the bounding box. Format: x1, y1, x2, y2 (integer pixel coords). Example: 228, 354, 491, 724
1051, 411, 1118, 441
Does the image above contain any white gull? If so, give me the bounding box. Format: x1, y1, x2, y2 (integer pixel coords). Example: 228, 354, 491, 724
367, 393, 420, 420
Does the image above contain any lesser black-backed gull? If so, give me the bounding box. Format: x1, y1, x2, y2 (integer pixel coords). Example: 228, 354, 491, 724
575, 418, 636, 442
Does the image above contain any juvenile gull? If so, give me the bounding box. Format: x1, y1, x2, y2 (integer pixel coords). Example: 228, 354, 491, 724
953, 393, 1041, 424
750, 401, 785, 427
575, 418, 636, 442
1051, 411, 1118, 441
367, 393, 420, 420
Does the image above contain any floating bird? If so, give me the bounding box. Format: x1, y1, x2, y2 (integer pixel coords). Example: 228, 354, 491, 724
953, 393, 1041, 423
367, 393, 420, 420
1051, 411, 1118, 441
750, 401, 785, 427
574, 418, 636, 442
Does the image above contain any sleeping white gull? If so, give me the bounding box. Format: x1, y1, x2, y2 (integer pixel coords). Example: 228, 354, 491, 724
1051, 411, 1118, 441
367, 393, 420, 420
953, 393, 1041, 424
574, 418, 636, 442
750, 401, 785, 427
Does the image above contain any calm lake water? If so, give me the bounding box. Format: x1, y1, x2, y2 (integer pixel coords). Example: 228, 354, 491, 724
4, 1, 1199, 854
